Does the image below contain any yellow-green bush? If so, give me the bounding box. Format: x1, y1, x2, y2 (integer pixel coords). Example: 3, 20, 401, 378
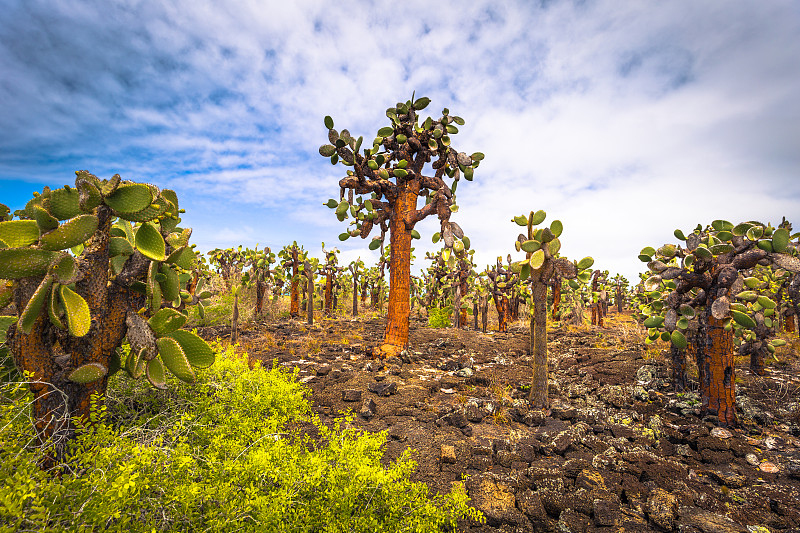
0, 344, 482, 532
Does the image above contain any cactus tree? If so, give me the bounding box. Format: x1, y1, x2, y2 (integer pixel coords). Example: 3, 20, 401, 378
321, 95, 482, 358
0, 172, 214, 457
640, 219, 800, 426
510, 210, 594, 408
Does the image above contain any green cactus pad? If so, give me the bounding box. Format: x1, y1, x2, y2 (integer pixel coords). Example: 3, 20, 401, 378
109, 236, 134, 257
158, 264, 180, 302
520, 240, 541, 253
0, 315, 17, 342
756, 240, 773, 253
411, 229, 421, 239
148, 308, 187, 337
68, 362, 107, 384
577, 257, 594, 270
104, 183, 153, 214
319, 144, 337, 157
548, 238, 561, 256
377, 127, 394, 137
369, 238, 381, 251
530, 210, 546, 226
19, 274, 54, 334
165, 246, 195, 270
670, 330, 687, 349
135, 222, 166, 261
0, 248, 57, 279
673, 229, 686, 241
730, 309, 756, 329
771, 227, 790, 253
709, 243, 734, 255
732, 222, 753, 237
45, 187, 82, 220
145, 357, 167, 389
40, 214, 98, 251
550, 220, 563, 238
60, 284, 91, 337
119, 199, 169, 222
0, 220, 40, 248
756, 295, 776, 309
166, 228, 192, 248
51, 253, 78, 284
694, 246, 712, 260
157, 337, 195, 382
32, 205, 59, 232
0, 282, 13, 310
746, 226, 763, 241
529, 249, 545, 269
643, 316, 664, 329
47, 283, 65, 329
678, 304, 695, 317
168, 330, 215, 368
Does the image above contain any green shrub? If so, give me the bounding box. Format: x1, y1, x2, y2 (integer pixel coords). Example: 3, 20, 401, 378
0, 343, 482, 532
427, 306, 452, 328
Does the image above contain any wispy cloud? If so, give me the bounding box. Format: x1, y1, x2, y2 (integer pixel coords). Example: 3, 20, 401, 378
1, 0, 798, 281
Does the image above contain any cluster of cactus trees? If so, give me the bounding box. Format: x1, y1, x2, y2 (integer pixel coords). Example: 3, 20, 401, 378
640, 219, 800, 427
0, 172, 214, 459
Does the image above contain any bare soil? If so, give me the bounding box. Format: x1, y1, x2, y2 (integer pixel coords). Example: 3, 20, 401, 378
200, 310, 800, 532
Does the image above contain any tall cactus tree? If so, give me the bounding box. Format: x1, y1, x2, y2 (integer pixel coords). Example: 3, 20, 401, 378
640, 219, 800, 426
510, 210, 593, 408
278, 242, 306, 319
321, 95, 482, 357
348, 258, 365, 317
0, 173, 214, 458
486, 256, 517, 333
320, 243, 341, 317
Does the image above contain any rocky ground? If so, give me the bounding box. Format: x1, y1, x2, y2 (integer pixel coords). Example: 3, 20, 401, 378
202, 310, 800, 532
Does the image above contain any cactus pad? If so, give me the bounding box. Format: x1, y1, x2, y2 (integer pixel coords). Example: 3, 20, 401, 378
157, 337, 195, 382
40, 214, 98, 251
0, 248, 57, 279
135, 222, 166, 261
67, 362, 107, 384
0, 220, 39, 248
146, 357, 167, 389
104, 182, 153, 214
19, 274, 54, 334
168, 330, 215, 368
59, 285, 91, 337
147, 307, 186, 337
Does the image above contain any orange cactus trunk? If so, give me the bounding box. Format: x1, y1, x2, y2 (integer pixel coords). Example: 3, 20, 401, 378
378, 183, 418, 358
324, 271, 333, 316
784, 313, 796, 335
699, 313, 737, 426
551, 282, 561, 320
495, 295, 510, 333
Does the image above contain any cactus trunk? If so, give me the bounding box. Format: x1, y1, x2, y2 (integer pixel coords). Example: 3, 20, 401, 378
529, 281, 549, 408
324, 271, 333, 316
698, 303, 737, 427
551, 281, 561, 320
352, 271, 358, 316
784, 313, 795, 335
671, 344, 687, 392
495, 295, 510, 333
378, 184, 417, 358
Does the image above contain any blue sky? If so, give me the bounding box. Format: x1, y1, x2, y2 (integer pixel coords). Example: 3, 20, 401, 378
2, 0, 799, 283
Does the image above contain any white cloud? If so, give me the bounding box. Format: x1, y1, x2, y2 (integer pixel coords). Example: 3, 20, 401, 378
1, 0, 799, 285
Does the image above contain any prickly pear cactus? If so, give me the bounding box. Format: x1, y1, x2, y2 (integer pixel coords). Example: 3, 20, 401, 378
509, 210, 594, 408
639, 219, 800, 426
0, 172, 214, 456
321, 94, 482, 357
